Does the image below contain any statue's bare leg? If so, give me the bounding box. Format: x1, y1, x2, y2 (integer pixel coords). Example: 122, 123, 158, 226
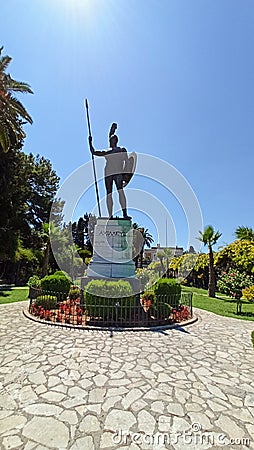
115, 175, 131, 219
106, 193, 113, 218
118, 188, 126, 210
105, 175, 114, 218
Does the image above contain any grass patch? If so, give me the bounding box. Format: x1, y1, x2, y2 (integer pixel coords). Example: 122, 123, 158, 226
0, 286, 29, 304
182, 286, 254, 322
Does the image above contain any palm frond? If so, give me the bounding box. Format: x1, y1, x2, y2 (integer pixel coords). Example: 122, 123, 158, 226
197, 225, 221, 247
6, 75, 33, 94
235, 226, 254, 241
0, 54, 12, 73
3, 95, 33, 124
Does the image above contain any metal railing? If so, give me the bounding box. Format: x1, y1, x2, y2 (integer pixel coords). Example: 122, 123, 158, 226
29, 289, 193, 328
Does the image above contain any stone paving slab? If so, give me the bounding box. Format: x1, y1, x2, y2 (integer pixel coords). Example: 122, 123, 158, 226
0, 301, 254, 449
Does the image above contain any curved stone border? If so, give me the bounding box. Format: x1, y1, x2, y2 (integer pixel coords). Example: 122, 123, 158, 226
23, 307, 198, 332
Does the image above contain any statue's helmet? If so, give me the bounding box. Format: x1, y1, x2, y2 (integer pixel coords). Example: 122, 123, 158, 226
109, 134, 118, 146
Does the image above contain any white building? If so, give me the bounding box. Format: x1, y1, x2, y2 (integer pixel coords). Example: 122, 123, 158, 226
144, 243, 184, 262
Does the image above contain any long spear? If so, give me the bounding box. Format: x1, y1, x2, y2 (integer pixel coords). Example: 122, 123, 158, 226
85, 99, 102, 217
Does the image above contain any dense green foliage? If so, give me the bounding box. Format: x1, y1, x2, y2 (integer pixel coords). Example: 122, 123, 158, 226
34, 295, 57, 310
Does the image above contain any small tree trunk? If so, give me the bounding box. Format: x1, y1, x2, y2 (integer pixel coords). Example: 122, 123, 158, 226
140, 247, 144, 269
42, 241, 50, 278
208, 245, 216, 297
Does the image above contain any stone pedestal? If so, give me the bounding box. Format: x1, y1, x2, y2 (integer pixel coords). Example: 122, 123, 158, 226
82, 217, 140, 294
88, 217, 135, 278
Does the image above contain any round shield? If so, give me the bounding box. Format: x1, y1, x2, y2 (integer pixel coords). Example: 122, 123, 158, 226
123, 152, 137, 187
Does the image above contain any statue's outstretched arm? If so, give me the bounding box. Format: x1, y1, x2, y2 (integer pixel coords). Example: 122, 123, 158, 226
88, 136, 107, 156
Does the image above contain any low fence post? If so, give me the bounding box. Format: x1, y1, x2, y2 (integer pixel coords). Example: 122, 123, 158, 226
190, 292, 193, 317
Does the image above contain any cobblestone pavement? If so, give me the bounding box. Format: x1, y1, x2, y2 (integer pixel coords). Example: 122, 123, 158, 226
0, 301, 254, 450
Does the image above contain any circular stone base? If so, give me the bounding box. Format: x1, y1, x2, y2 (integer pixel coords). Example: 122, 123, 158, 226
23, 308, 198, 332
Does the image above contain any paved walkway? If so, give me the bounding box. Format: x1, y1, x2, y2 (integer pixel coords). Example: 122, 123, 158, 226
0, 301, 254, 450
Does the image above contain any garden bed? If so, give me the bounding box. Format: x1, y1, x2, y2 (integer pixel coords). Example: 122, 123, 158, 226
28, 291, 193, 329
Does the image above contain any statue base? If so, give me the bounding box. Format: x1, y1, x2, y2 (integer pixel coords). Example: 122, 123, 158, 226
83, 217, 140, 294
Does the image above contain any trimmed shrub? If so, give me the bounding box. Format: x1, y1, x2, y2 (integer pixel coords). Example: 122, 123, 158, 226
69, 285, 81, 300
154, 278, 181, 309
54, 270, 69, 277
40, 274, 71, 296
27, 275, 41, 288
28, 275, 41, 299
85, 280, 135, 320
34, 295, 57, 310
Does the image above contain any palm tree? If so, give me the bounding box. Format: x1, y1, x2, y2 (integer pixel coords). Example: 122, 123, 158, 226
235, 226, 254, 241
132, 224, 154, 268
141, 228, 154, 268
198, 225, 222, 298
0, 47, 33, 152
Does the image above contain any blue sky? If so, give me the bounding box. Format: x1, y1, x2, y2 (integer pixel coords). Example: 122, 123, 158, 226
2, 0, 254, 251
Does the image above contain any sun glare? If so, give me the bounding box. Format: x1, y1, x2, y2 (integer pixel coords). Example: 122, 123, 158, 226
53, 0, 95, 19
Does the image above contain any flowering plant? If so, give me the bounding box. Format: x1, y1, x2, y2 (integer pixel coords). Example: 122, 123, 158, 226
217, 270, 253, 299
172, 304, 191, 322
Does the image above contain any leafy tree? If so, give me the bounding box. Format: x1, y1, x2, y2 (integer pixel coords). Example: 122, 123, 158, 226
25, 154, 60, 230
235, 226, 254, 241
197, 225, 222, 297
216, 239, 254, 276
0, 149, 60, 282
193, 253, 209, 288
0, 46, 33, 152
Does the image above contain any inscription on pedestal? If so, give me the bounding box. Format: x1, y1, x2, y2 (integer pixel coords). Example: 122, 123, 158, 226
87, 218, 135, 279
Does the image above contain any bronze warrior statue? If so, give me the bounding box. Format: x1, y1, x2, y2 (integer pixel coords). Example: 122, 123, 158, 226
89, 123, 134, 220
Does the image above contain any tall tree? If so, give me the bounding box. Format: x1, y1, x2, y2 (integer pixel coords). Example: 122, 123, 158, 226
0, 148, 60, 281
235, 226, 254, 242
198, 225, 222, 298
0, 46, 33, 152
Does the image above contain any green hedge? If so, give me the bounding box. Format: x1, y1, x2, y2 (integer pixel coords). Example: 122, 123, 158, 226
154, 278, 181, 316
85, 280, 135, 320
40, 273, 71, 295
